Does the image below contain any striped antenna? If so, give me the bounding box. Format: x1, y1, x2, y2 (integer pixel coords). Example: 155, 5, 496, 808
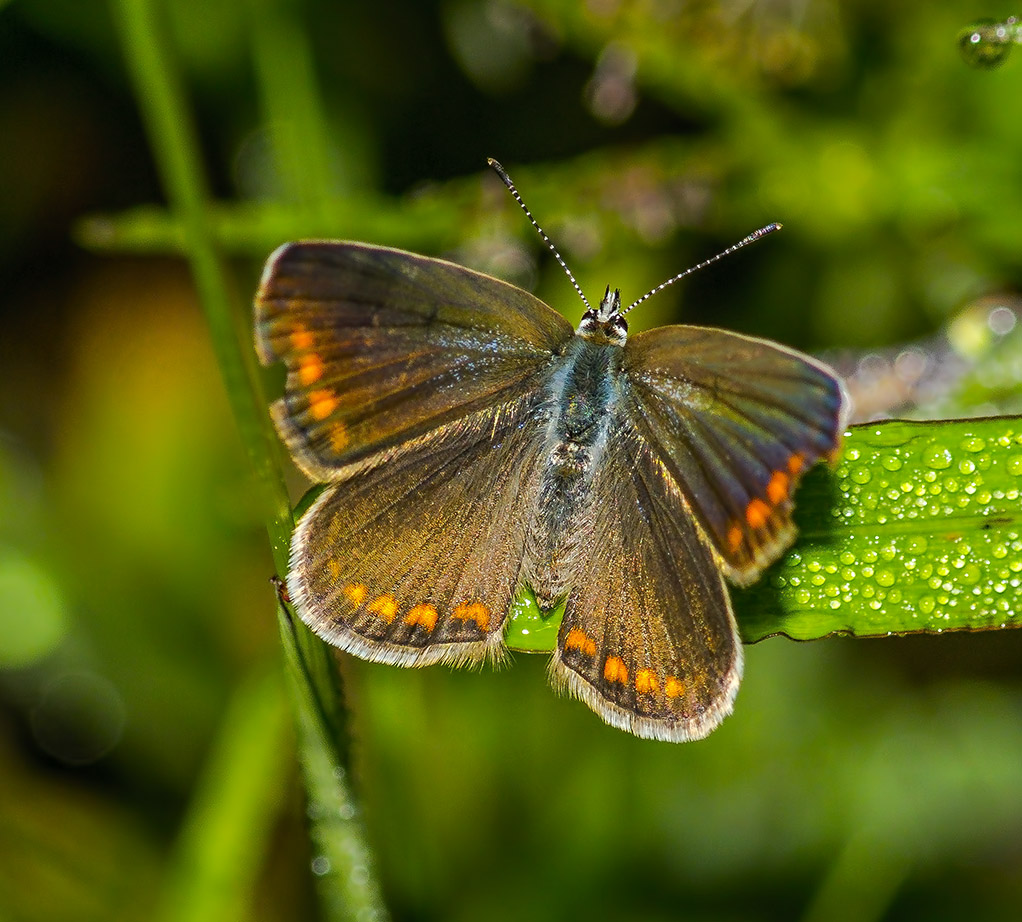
624, 223, 783, 315
488, 158, 591, 312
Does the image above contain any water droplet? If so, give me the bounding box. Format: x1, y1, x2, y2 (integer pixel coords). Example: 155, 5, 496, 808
875, 569, 896, 587
845, 448, 861, 461
919, 596, 936, 614
959, 459, 976, 475
881, 455, 903, 472
312, 855, 332, 876
1008, 456, 1022, 476
924, 445, 952, 470
795, 588, 811, 605
989, 305, 1017, 335
851, 467, 872, 484
905, 535, 928, 554
839, 550, 856, 565
958, 20, 1013, 69
961, 436, 986, 453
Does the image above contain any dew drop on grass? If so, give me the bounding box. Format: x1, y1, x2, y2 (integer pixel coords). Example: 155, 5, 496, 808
924, 445, 953, 470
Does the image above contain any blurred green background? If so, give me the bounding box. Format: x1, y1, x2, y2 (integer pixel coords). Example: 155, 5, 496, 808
4, 1, 1022, 920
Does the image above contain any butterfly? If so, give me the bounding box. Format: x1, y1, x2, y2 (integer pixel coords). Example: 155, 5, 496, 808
255, 160, 846, 742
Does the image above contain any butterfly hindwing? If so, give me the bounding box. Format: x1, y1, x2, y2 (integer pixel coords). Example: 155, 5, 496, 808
289, 395, 551, 667
550, 415, 742, 742
255, 241, 574, 479
622, 325, 846, 584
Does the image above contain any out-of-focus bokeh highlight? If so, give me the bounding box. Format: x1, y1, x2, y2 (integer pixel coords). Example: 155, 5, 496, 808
3, 1, 1022, 920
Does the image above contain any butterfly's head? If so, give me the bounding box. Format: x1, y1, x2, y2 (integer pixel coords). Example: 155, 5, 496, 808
578, 286, 628, 345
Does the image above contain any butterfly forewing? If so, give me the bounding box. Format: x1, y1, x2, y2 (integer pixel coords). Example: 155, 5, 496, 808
550, 417, 742, 742
289, 395, 552, 667
256, 241, 574, 480
623, 325, 846, 583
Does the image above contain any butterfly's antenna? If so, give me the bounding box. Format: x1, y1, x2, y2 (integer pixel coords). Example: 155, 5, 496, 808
623, 222, 782, 315
488, 158, 591, 311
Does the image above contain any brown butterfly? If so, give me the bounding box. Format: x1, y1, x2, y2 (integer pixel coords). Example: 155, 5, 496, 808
255, 160, 846, 741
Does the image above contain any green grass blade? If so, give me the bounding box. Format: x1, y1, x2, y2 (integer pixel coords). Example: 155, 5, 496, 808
110, 2, 389, 919
506, 416, 1022, 649
247, 0, 338, 213
278, 605, 389, 922
156, 665, 290, 922
739, 416, 1022, 641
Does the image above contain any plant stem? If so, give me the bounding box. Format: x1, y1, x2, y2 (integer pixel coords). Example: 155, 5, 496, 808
110, 1, 388, 919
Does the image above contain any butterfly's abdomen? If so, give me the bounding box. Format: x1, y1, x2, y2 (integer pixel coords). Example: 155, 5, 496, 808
524, 337, 623, 607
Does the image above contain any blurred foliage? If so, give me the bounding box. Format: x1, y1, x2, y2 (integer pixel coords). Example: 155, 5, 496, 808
3, 1, 1022, 922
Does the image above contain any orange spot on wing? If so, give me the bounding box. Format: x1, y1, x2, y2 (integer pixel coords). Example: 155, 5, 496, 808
727, 523, 744, 553
635, 668, 659, 695
343, 583, 368, 606
367, 594, 399, 623
290, 327, 314, 351
453, 601, 491, 632
308, 389, 339, 420
665, 676, 685, 698
405, 603, 438, 632
298, 353, 324, 385
603, 655, 628, 685
329, 422, 349, 453
745, 497, 771, 530
788, 453, 805, 475
565, 628, 597, 657
767, 469, 790, 505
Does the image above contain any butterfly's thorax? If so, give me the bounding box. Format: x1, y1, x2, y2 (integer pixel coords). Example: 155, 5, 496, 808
525, 326, 626, 607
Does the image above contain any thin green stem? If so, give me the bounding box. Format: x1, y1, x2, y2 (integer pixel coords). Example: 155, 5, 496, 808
110, 1, 388, 919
